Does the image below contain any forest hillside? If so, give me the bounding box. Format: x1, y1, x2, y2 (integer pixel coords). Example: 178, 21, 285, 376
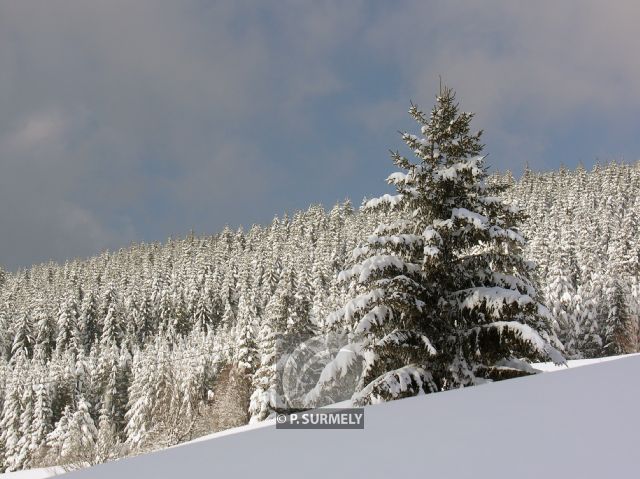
0, 159, 638, 472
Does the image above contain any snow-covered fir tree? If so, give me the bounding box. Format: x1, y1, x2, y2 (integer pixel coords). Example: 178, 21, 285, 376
319, 85, 564, 405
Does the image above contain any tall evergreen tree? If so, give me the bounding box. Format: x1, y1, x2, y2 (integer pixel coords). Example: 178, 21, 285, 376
0, 370, 23, 472
55, 297, 80, 357
15, 379, 35, 470
34, 303, 56, 362
249, 278, 291, 422
124, 351, 155, 448
0, 309, 9, 361
29, 379, 53, 462
60, 396, 98, 463
603, 276, 633, 355
321, 85, 563, 405
230, 296, 258, 424
79, 291, 100, 353
10, 312, 35, 363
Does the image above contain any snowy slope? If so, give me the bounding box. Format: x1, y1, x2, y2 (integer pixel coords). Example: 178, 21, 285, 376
533, 352, 640, 372
30, 354, 635, 479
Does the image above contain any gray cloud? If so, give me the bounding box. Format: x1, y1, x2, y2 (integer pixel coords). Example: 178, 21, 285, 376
359, 1, 640, 167
1, 1, 639, 270
0, 1, 352, 269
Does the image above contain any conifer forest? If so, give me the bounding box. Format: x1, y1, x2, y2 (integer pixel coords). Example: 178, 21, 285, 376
1, 88, 638, 472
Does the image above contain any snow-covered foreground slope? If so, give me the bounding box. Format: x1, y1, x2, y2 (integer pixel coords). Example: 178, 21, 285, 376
3, 354, 637, 479
51, 354, 639, 479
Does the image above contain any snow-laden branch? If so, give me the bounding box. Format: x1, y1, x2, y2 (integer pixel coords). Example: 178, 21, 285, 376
432, 156, 485, 181
455, 286, 535, 318
363, 194, 404, 210
338, 255, 422, 284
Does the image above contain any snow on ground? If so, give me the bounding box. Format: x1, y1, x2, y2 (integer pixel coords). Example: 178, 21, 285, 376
5, 354, 639, 479
532, 352, 640, 372
0, 468, 65, 479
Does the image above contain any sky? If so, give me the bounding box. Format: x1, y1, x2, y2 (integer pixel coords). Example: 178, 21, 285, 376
1, 1, 639, 271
